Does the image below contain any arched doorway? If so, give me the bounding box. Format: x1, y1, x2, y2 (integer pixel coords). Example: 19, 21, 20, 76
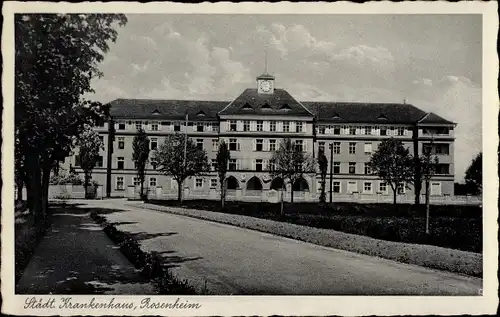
246, 176, 263, 190
226, 176, 240, 190
270, 177, 284, 190
292, 178, 310, 191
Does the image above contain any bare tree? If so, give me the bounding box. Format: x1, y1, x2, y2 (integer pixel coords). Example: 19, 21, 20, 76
216, 140, 231, 209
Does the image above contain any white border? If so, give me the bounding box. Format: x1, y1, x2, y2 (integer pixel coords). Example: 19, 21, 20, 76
2, 1, 498, 316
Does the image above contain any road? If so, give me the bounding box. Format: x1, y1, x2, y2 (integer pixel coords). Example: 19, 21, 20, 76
75, 199, 482, 295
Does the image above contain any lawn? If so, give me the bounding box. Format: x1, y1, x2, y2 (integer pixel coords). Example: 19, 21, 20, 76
147, 200, 482, 254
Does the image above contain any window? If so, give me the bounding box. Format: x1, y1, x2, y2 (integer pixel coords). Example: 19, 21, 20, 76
99, 135, 104, 143
318, 126, 326, 134
256, 139, 263, 151
283, 121, 290, 132
211, 139, 218, 152
135, 121, 142, 130
150, 138, 158, 150
96, 156, 103, 168
333, 126, 341, 135
269, 139, 276, 152
435, 144, 450, 155
211, 123, 219, 132
118, 137, 125, 149
230, 120, 237, 131
229, 138, 239, 151
196, 139, 203, 150
196, 123, 204, 132
118, 122, 126, 130
149, 177, 157, 188
210, 179, 218, 188
349, 162, 356, 174
379, 182, 387, 193
349, 142, 356, 154
296, 122, 303, 132
333, 142, 341, 154
133, 177, 141, 186
229, 159, 237, 171
397, 183, 405, 194
97, 121, 105, 128
243, 120, 250, 132
380, 127, 387, 136
318, 142, 325, 153
364, 164, 371, 175
211, 159, 217, 171
255, 159, 263, 171
195, 178, 203, 189
116, 177, 124, 190
431, 182, 442, 195
151, 122, 159, 131
174, 123, 181, 132
364, 143, 372, 154
151, 160, 157, 170
333, 181, 341, 193
75, 155, 81, 167
366, 126, 373, 135
333, 162, 340, 174
397, 127, 405, 136
295, 140, 303, 152
347, 181, 358, 194
270, 121, 276, 132
257, 121, 263, 131
117, 157, 124, 170
363, 182, 373, 193
161, 121, 170, 127
349, 127, 356, 135
269, 161, 276, 171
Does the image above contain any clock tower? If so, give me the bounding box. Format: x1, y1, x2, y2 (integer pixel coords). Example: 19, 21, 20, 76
257, 72, 275, 95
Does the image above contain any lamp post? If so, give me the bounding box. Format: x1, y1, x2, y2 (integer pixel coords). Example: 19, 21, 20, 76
329, 143, 333, 203
181, 113, 188, 202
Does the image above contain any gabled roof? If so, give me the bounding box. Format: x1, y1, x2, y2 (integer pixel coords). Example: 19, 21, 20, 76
219, 88, 314, 117
108, 99, 228, 121
418, 112, 455, 125
304, 101, 447, 124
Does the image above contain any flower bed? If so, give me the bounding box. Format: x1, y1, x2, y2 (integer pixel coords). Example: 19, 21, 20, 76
90, 211, 197, 294
139, 202, 482, 278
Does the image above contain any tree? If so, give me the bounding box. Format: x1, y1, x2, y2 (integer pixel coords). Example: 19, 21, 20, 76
216, 140, 231, 209
317, 148, 328, 204
368, 138, 414, 204
153, 133, 210, 202
77, 127, 104, 198
419, 143, 439, 234
269, 138, 316, 217
15, 14, 127, 224
465, 153, 482, 195
132, 128, 150, 200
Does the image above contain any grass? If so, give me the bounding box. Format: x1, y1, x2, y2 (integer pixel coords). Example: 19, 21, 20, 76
148, 200, 482, 253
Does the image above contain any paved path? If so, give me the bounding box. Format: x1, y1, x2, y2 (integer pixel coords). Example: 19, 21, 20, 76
76, 199, 482, 295
16, 204, 155, 295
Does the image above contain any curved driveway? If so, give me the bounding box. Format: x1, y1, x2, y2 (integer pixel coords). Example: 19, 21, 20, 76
77, 199, 482, 295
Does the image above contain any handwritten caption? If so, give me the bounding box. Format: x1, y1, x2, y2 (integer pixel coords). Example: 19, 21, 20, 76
24, 297, 202, 310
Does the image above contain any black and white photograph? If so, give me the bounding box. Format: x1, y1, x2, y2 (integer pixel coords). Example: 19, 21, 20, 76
2, 1, 498, 316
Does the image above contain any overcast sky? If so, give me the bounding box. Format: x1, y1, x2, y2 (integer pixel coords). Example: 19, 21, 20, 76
90, 14, 482, 182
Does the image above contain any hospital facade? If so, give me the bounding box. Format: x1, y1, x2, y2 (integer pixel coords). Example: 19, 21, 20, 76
65, 72, 456, 202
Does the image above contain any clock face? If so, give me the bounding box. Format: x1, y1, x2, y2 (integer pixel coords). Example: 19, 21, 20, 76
260, 80, 271, 92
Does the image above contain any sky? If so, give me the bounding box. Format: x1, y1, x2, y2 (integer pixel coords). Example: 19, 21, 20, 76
90, 14, 482, 182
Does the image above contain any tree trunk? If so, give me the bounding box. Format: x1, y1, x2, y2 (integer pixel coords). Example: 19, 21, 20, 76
140, 178, 145, 200
25, 176, 33, 212
291, 185, 294, 203
41, 163, 51, 221
84, 172, 90, 199
221, 178, 225, 209
177, 179, 183, 202
425, 180, 430, 234
16, 180, 24, 201
393, 188, 397, 204
29, 162, 43, 227
280, 183, 285, 218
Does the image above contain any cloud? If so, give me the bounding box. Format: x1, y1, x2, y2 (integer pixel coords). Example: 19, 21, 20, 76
413, 78, 433, 86
330, 45, 395, 71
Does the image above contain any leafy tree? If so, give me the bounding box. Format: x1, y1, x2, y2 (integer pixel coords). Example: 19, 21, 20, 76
15, 14, 127, 223
465, 152, 482, 195
419, 143, 440, 234
368, 138, 413, 204
153, 133, 210, 202
269, 138, 316, 217
132, 128, 150, 200
216, 140, 231, 209
77, 127, 104, 198
317, 148, 328, 204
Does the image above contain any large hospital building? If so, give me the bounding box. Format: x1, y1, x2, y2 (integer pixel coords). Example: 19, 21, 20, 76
68, 72, 456, 202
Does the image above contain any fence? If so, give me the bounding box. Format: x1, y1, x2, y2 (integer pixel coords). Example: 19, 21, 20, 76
48, 184, 103, 200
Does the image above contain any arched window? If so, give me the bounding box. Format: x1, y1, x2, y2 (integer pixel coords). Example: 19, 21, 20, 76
292, 178, 310, 192
246, 176, 263, 190
226, 176, 240, 190
270, 177, 284, 190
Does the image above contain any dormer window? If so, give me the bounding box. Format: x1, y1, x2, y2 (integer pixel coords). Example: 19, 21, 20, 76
377, 114, 388, 120
280, 103, 291, 111
151, 109, 161, 115
196, 110, 206, 117
331, 112, 341, 119
261, 103, 272, 110
242, 103, 253, 110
